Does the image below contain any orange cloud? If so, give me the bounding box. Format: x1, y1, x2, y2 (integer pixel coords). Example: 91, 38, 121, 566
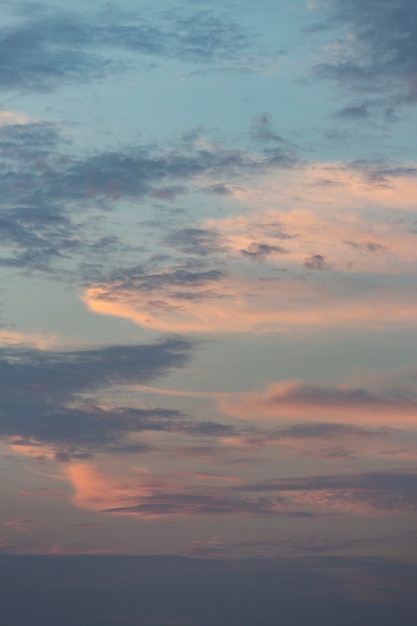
84, 273, 417, 335
83, 161, 417, 335
66, 463, 148, 514
202, 163, 417, 275
3, 518, 32, 533
0, 109, 34, 126
219, 380, 417, 427
0, 330, 58, 349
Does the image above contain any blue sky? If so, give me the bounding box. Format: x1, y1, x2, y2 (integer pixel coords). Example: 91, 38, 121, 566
0, 1, 417, 624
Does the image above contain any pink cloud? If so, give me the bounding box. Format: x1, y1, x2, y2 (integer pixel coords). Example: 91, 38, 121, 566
83, 160, 417, 335
84, 273, 417, 335
219, 380, 417, 426
3, 518, 32, 533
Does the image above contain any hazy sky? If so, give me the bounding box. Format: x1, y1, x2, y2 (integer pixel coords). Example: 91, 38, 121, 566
1, 1, 417, 624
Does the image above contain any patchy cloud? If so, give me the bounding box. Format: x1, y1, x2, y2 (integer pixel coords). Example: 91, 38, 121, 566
66, 461, 312, 519
241, 242, 288, 261
0, 337, 194, 455
0, 5, 280, 92
85, 268, 417, 334
312, 0, 417, 110
234, 468, 417, 513
1, 553, 417, 625
165, 227, 223, 257
0, 120, 297, 273
304, 254, 330, 270
250, 112, 284, 143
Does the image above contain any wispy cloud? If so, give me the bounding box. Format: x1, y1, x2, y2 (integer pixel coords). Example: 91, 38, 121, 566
311, 0, 417, 113
85, 269, 417, 334
220, 378, 417, 426
0, 337, 194, 456
0, 4, 281, 93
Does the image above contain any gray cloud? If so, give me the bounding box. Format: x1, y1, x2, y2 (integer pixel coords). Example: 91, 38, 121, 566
103, 490, 305, 518
241, 242, 288, 261
348, 160, 417, 185
250, 112, 284, 143
304, 254, 330, 270
0, 121, 297, 273
1, 553, 416, 625
235, 469, 417, 511
271, 422, 394, 441
260, 380, 417, 410
312, 0, 417, 110
98, 266, 224, 293
164, 227, 223, 257
0, 5, 278, 92
345, 240, 389, 254
333, 103, 370, 120
0, 338, 194, 455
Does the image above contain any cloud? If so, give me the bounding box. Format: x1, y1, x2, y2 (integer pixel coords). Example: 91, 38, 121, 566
250, 112, 284, 143
76, 156, 417, 334
220, 379, 417, 426
6, 118, 416, 283
312, 0, 417, 110
333, 103, 370, 120
0, 337, 194, 456
304, 254, 330, 270
1, 553, 417, 625
234, 468, 417, 513
204, 162, 417, 273
0, 109, 34, 126
0, 330, 57, 349
241, 242, 288, 261
65, 461, 312, 519
3, 518, 32, 534
85, 268, 417, 335
0, 120, 298, 273
164, 227, 223, 257
0, 5, 280, 93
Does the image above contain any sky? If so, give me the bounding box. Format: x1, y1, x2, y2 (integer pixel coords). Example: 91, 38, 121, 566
0, 0, 417, 624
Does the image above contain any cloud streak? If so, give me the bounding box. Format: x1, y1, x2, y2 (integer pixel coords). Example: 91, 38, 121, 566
220, 378, 417, 426
0, 4, 280, 93
0, 337, 194, 456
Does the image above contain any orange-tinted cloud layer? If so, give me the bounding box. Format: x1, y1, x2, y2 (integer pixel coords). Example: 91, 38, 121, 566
84, 273, 417, 334
63, 460, 417, 520
84, 162, 417, 334
219, 380, 417, 426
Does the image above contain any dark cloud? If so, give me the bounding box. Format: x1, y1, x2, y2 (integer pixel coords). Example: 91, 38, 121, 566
0, 121, 296, 273
241, 242, 288, 261
0, 121, 294, 206
1, 554, 416, 625
334, 103, 370, 119
304, 254, 330, 270
202, 182, 234, 195
0, 337, 194, 455
345, 240, 389, 254
235, 469, 417, 511
313, 0, 417, 109
164, 227, 223, 257
255, 221, 296, 240
150, 186, 186, 200
98, 266, 224, 293
257, 380, 417, 409
250, 112, 284, 143
103, 490, 298, 517
271, 422, 394, 441
0, 207, 82, 271
0, 5, 277, 92
348, 160, 417, 185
